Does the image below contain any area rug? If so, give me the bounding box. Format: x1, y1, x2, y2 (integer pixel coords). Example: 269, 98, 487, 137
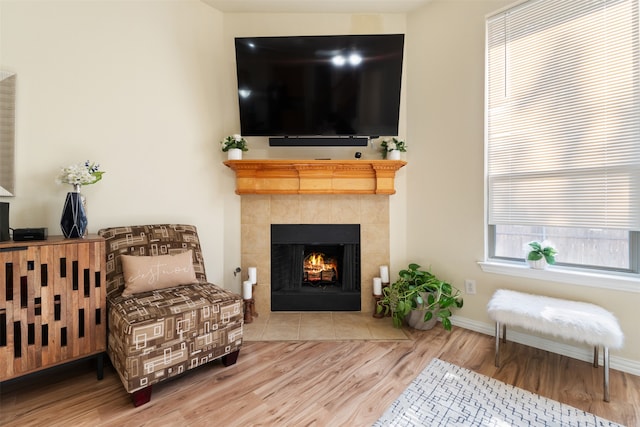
374, 358, 624, 427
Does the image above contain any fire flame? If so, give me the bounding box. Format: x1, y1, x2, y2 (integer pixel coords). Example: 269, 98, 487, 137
304, 252, 338, 280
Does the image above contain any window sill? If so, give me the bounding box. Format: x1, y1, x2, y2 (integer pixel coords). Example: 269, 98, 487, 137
478, 260, 640, 293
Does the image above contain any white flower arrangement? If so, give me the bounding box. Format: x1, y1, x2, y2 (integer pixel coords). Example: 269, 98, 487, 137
220, 134, 248, 152
57, 161, 105, 188
379, 137, 407, 159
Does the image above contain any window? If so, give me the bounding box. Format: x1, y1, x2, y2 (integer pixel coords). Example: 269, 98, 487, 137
486, 0, 640, 273
491, 225, 635, 271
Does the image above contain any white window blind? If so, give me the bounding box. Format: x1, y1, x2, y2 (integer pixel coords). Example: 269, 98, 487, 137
487, 0, 640, 230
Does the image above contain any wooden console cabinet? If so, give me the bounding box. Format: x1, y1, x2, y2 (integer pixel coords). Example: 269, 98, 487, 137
0, 236, 106, 381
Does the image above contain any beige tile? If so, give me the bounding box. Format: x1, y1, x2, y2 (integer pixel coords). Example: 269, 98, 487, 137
270, 195, 301, 224
241, 195, 271, 225
299, 312, 333, 323
332, 312, 374, 339
334, 322, 373, 339
243, 311, 410, 341
242, 223, 270, 255
332, 311, 369, 324
242, 316, 268, 341
262, 326, 299, 340
267, 312, 301, 324
299, 312, 336, 340
300, 195, 331, 223
263, 312, 301, 339
331, 196, 361, 224
367, 317, 409, 340
262, 313, 300, 340
360, 195, 389, 225
360, 223, 389, 254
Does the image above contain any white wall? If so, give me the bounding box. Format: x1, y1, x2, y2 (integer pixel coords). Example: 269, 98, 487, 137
0, 1, 236, 287
407, 0, 640, 367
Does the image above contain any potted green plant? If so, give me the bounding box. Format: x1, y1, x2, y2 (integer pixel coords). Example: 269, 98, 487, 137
379, 137, 407, 160
526, 241, 557, 269
221, 134, 248, 160
376, 263, 463, 331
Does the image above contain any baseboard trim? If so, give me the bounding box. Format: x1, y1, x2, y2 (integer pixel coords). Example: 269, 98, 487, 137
451, 315, 640, 376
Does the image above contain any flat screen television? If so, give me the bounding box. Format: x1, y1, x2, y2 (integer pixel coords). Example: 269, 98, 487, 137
234, 34, 405, 146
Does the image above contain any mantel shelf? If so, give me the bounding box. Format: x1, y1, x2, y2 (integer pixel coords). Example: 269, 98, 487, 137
223, 159, 407, 195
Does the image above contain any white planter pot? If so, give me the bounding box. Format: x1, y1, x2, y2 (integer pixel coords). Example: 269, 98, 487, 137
527, 258, 547, 269
227, 148, 243, 160
404, 292, 439, 330
387, 149, 401, 160
405, 309, 438, 330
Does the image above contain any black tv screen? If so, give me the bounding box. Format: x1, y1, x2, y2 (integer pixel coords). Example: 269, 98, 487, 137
234, 34, 404, 142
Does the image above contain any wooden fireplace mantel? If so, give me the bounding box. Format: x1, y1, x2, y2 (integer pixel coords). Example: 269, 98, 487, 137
223, 159, 406, 195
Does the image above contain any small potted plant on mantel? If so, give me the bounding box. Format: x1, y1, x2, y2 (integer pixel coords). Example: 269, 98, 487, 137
221, 134, 248, 160
379, 137, 407, 160
376, 263, 463, 331
526, 241, 557, 269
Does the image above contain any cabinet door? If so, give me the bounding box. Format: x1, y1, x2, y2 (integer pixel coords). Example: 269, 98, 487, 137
0, 239, 106, 380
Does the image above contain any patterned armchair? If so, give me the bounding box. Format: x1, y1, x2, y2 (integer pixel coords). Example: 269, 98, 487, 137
97, 224, 243, 406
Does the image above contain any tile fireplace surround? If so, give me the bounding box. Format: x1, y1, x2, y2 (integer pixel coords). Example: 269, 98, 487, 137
228, 159, 406, 314
241, 194, 390, 314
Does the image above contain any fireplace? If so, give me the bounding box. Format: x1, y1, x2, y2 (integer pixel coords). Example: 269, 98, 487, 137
271, 224, 361, 311
228, 161, 404, 314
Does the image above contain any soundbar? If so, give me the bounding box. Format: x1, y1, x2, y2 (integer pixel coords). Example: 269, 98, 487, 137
269, 136, 369, 147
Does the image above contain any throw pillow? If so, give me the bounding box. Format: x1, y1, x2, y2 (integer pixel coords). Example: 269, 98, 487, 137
121, 250, 198, 296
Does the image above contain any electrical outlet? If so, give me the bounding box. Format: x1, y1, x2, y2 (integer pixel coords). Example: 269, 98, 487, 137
464, 279, 476, 295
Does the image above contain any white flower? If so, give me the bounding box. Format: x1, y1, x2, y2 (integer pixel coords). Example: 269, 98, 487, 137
233, 134, 242, 141
57, 161, 105, 187
379, 138, 407, 158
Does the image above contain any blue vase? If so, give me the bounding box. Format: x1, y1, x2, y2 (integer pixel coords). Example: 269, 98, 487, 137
60, 190, 87, 238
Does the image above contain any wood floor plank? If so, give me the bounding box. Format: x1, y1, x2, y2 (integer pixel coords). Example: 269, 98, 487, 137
1, 327, 638, 426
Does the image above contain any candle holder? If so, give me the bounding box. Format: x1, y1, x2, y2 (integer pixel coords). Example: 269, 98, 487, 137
381, 282, 391, 317
251, 282, 259, 318
244, 298, 255, 323
373, 294, 384, 318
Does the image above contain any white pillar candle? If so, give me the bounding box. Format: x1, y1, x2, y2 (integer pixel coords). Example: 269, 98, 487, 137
373, 277, 382, 295
380, 265, 390, 283
248, 267, 257, 284
242, 280, 253, 299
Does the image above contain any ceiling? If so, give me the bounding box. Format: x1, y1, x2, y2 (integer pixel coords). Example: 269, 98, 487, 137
201, 0, 434, 13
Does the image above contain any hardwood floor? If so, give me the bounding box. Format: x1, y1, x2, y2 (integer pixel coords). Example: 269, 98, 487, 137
1, 327, 638, 426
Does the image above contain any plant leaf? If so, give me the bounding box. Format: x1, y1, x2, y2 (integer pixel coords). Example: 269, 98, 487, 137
427, 293, 436, 305
438, 309, 451, 319
527, 252, 543, 261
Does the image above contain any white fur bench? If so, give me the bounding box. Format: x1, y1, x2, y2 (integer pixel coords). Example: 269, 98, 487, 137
487, 289, 624, 401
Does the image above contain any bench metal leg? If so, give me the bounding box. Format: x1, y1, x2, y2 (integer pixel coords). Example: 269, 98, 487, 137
593, 346, 599, 368
603, 346, 610, 402
495, 322, 501, 367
